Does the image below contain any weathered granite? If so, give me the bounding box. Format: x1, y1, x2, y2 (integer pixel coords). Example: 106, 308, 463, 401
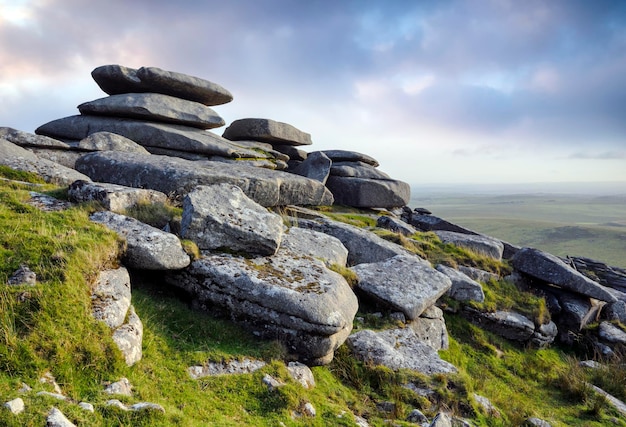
326, 175, 410, 208
290, 151, 331, 184
434, 230, 504, 261
436, 264, 485, 303
376, 215, 418, 236
462, 307, 536, 341
408, 306, 450, 350
321, 150, 379, 167
75, 131, 151, 154
330, 161, 391, 179
223, 118, 312, 146
0, 126, 69, 149
280, 227, 349, 267
112, 305, 143, 366
68, 180, 168, 213
91, 267, 132, 329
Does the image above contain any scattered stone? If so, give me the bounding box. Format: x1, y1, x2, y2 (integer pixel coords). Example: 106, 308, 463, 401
429, 412, 452, 427
279, 227, 349, 267
524, 417, 553, 427
473, 393, 501, 417
287, 362, 316, 389
90, 211, 190, 270
530, 321, 558, 348
376, 215, 417, 236
112, 305, 144, 366
79, 93, 225, 129
187, 358, 267, 379
105, 399, 128, 410
301, 402, 316, 417
598, 321, 626, 345
434, 230, 504, 261
78, 402, 95, 412
91, 267, 132, 329
74, 151, 332, 207
406, 408, 428, 424
354, 415, 370, 427
75, 131, 151, 154
512, 247, 617, 302
579, 360, 602, 369
3, 397, 24, 414
0, 138, 91, 186
375, 401, 396, 413
46, 407, 76, 427
18, 382, 32, 393
262, 374, 284, 391
588, 384, 626, 417
325, 176, 410, 208
181, 184, 283, 256
40, 371, 63, 394
289, 151, 331, 183
27, 191, 73, 211
68, 180, 167, 213
129, 402, 166, 413
352, 255, 451, 320
295, 217, 414, 266
463, 307, 535, 342
346, 327, 457, 375
91, 64, 233, 106
223, 118, 312, 146
8, 264, 37, 286
329, 161, 390, 179
36, 391, 67, 401
104, 377, 132, 396
321, 150, 379, 167
436, 264, 485, 303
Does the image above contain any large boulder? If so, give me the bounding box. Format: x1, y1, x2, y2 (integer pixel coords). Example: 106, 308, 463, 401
181, 184, 283, 256
223, 118, 312, 146
36, 115, 263, 159
325, 176, 410, 209
78, 93, 225, 129
351, 255, 451, 320
295, 217, 414, 266
91, 64, 233, 106
436, 264, 485, 303
346, 328, 457, 375
68, 180, 168, 213
74, 151, 333, 207
90, 211, 190, 270
0, 138, 91, 185
279, 227, 349, 267
512, 247, 617, 302
434, 230, 504, 261
166, 250, 358, 365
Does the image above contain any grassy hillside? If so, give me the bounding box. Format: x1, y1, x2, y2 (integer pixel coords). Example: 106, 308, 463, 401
2, 170, 626, 426
412, 193, 626, 268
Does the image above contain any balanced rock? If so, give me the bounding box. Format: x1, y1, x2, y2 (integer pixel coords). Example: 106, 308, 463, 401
351, 255, 451, 320
0, 138, 90, 185
78, 93, 225, 129
280, 227, 349, 267
90, 211, 190, 270
512, 247, 617, 302
68, 180, 168, 213
223, 118, 313, 146
91, 64, 233, 106
167, 250, 358, 365
75, 151, 332, 207
434, 230, 504, 261
346, 327, 457, 375
325, 175, 410, 208
181, 184, 283, 256
321, 150, 379, 167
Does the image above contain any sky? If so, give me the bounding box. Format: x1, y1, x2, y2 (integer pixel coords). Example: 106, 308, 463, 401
1, 0, 626, 188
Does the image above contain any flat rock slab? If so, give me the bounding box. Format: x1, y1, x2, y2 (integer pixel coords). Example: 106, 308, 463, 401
376, 215, 417, 236
91, 64, 233, 106
79, 93, 225, 129
90, 211, 190, 270
436, 264, 485, 303
223, 118, 312, 146
36, 115, 262, 158
435, 230, 504, 261
326, 176, 410, 208
321, 150, 379, 167
0, 138, 91, 186
0, 127, 70, 149
68, 180, 168, 213
92, 267, 132, 329
188, 358, 267, 379
295, 217, 414, 266
352, 255, 451, 320
330, 161, 390, 180
408, 213, 479, 235
512, 247, 617, 302
463, 307, 535, 341
280, 227, 349, 267
167, 249, 358, 365
181, 184, 283, 256
346, 328, 457, 375
74, 131, 150, 154
75, 151, 332, 207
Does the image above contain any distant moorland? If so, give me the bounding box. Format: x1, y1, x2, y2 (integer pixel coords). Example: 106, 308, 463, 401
410, 189, 626, 269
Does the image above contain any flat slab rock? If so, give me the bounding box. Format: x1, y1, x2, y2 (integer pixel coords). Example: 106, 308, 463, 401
330, 161, 391, 180
223, 118, 312, 146
188, 358, 267, 379
167, 249, 358, 365
280, 227, 349, 267
0, 127, 70, 149
68, 180, 168, 213
91, 64, 233, 106
90, 211, 190, 270
181, 184, 283, 256
326, 175, 410, 209
74, 131, 151, 154
512, 247, 617, 302
462, 307, 535, 341
435, 230, 504, 261
0, 138, 91, 186
74, 151, 333, 207
351, 255, 451, 320
36, 115, 262, 159
346, 327, 457, 375
321, 150, 379, 167
79, 93, 225, 129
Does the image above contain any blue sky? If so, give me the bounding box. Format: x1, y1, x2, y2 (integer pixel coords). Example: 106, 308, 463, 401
1, 0, 625, 186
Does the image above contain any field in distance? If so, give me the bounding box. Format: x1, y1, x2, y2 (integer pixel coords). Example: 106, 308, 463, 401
410, 190, 626, 269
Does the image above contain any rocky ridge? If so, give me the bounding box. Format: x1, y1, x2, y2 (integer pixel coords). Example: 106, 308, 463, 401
2, 64, 626, 426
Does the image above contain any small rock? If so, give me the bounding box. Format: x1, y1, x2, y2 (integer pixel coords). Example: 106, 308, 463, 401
354, 415, 370, 427
429, 412, 452, 427
287, 362, 316, 389
3, 397, 24, 414
579, 360, 602, 369
36, 391, 67, 401
105, 399, 129, 410
473, 393, 500, 417
104, 377, 133, 396
406, 408, 428, 423
301, 402, 316, 417
389, 312, 406, 323
78, 402, 95, 412
262, 374, 284, 391
46, 407, 76, 427
187, 358, 267, 379
376, 401, 396, 413
524, 417, 553, 427
18, 382, 32, 393
129, 402, 166, 412
8, 264, 37, 286
39, 371, 63, 394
